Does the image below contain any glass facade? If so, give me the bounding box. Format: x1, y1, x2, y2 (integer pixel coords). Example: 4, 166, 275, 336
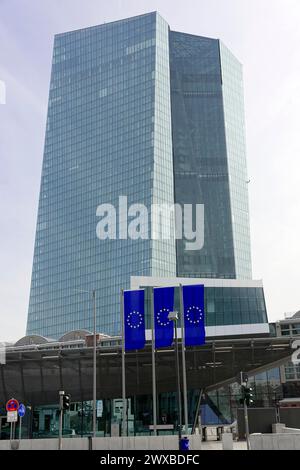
273, 316, 300, 384
201, 368, 283, 425
204, 285, 267, 326
27, 13, 253, 339
219, 42, 252, 279
169, 32, 252, 279
143, 285, 267, 329
0, 369, 282, 438
27, 12, 176, 339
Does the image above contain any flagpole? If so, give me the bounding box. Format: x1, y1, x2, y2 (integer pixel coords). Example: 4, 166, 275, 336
151, 287, 157, 436
179, 284, 189, 435
121, 289, 127, 437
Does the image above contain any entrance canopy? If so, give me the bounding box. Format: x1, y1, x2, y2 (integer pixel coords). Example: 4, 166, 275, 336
0, 335, 294, 406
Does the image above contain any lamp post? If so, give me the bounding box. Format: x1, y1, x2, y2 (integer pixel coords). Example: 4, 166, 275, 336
168, 311, 182, 445
58, 390, 64, 450
75, 288, 97, 438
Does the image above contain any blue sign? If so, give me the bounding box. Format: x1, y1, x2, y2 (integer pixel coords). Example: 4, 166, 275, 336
18, 403, 26, 418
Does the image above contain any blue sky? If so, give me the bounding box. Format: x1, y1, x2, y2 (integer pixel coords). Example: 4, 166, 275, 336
1, 0, 300, 341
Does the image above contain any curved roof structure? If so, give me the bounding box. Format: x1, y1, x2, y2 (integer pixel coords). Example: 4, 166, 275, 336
14, 335, 52, 347
59, 330, 92, 342
0, 336, 294, 407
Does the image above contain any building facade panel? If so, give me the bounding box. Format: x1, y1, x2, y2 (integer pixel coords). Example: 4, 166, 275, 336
219, 41, 252, 279
169, 32, 237, 279
131, 276, 268, 332
27, 13, 176, 338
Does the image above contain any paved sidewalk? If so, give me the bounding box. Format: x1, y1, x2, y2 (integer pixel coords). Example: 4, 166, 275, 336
201, 440, 247, 450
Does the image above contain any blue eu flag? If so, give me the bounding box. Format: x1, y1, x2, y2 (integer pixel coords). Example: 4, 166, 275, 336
183, 285, 205, 346
154, 287, 175, 348
124, 290, 145, 351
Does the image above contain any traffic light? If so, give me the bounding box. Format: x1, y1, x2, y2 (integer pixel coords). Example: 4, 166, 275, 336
62, 394, 71, 410
244, 387, 254, 406
240, 385, 254, 406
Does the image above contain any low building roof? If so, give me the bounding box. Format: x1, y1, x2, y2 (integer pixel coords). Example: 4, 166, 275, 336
0, 336, 294, 407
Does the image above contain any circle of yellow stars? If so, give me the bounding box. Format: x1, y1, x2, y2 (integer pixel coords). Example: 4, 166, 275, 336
127, 310, 143, 329
186, 306, 203, 324
156, 308, 171, 327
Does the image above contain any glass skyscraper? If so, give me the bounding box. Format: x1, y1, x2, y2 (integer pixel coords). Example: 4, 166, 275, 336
27, 12, 252, 338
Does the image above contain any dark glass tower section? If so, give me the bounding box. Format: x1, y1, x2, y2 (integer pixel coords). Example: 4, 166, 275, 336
169, 32, 252, 280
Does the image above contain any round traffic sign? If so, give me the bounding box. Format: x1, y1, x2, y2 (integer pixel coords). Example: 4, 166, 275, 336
18, 403, 26, 418
6, 398, 19, 412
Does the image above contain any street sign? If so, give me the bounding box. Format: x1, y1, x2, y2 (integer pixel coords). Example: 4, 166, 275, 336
18, 403, 26, 418
6, 398, 19, 412
7, 411, 18, 423
96, 400, 103, 418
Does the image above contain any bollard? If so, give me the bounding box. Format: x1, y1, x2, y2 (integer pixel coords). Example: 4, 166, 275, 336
179, 436, 190, 451
222, 432, 233, 450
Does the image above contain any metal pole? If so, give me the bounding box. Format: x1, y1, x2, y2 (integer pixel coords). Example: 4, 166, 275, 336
58, 391, 64, 450
276, 401, 281, 424
174, 320, 182, 444
93, 289, 97, 438
179, 284, 188, 435
59, 408, 63, 450
244, 399, 250, 450
121, 289, 127, 437
81, 401, 83, 437
240, 371, 250, 450
151, 287, 157, 436
29, 406, 33, 439
192, 388, 203, 435
19, 416, 22, 441
74, 288, 98, 438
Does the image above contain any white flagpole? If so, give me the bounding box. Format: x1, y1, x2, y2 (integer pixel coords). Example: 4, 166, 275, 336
151, 287, 157, 436
121, 289, 127, 437
180, 284, 189, 435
